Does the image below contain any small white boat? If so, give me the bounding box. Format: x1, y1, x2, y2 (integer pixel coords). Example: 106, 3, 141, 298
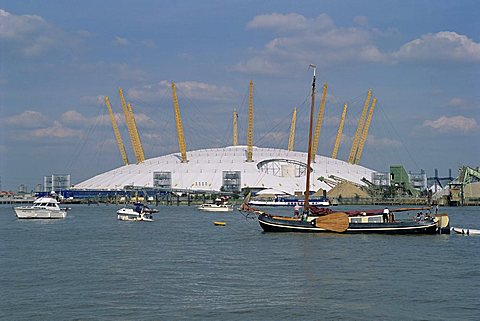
14, 196, 68, 219
116, 203, 157, 222
451, 227, 480, 235
197, 203, 233, 212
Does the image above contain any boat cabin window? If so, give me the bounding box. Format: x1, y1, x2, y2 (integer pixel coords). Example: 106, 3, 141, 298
368, 216, 382, 223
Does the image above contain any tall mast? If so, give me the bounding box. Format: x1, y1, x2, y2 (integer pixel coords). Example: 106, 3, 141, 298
171, 81, 188, 163
287, 107, 297, 151
232, 109, 238, 146
127, 102, 145, 162
354, 97, 377, 164
104, 96, 129, 165
304, 64, 316, 214
311, 83, 327, 162
246, 80, 254, 162
331, 103, 348, 159
348, 89, 372, 164
119, 87, 142, 164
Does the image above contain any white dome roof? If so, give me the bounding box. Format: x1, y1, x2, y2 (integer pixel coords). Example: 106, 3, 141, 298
73, 145, 375, 194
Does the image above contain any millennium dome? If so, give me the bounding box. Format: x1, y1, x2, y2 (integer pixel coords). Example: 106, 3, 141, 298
73, 145, 375, 195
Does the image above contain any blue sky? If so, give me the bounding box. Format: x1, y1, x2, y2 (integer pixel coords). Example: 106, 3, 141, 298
0, 0, 479, 190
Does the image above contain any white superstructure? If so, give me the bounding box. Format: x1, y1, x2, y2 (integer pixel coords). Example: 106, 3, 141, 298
14, 196, 68, 219
73, 146, 375, 194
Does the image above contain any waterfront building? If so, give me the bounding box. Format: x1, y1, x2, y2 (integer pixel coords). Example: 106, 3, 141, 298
73, 146, 375, 195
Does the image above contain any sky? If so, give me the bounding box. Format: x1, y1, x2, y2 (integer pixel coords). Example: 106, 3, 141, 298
0, 0, 479, 191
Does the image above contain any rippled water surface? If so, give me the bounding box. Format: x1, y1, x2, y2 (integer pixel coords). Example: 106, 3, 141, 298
1, 204, 479, 320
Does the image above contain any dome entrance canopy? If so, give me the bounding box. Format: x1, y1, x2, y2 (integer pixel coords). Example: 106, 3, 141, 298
256, 158, 311, 178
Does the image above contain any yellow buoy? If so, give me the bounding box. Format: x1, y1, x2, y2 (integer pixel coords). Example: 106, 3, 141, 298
213, 221, 226, 226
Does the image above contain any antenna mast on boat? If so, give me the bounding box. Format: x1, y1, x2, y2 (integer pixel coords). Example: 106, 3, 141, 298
304, 64, 316, 214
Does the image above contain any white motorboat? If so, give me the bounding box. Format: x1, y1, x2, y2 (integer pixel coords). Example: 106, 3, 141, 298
116, 203, 157, 222
197, 203, 234, 212
14, 196, 68, 219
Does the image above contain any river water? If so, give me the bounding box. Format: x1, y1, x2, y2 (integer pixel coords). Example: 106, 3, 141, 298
1, 204, 479, 320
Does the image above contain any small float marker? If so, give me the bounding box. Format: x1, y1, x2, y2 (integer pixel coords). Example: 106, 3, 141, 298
213, 221, 226, 226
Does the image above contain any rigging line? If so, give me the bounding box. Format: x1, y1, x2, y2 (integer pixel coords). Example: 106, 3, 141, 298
254, 89, 311, 148
62, 107, 106, 174
378, 103, 420, 170
174, 87, 225, 147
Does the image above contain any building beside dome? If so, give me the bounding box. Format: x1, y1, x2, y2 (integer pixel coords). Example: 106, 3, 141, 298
73, 145, 376, 195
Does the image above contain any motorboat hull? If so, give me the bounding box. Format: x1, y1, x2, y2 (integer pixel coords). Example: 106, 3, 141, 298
116, 208, 154, 222
197, 204, 233, 212
14, 208, 67, 219
258, 214, 438, 234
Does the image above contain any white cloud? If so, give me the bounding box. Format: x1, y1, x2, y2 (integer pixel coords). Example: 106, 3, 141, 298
393, 31, 480, 63
128, 80, 237, 103
113, 36, 130, 46
113, 63, 147, 81
32, 121, 81, 138
236, 13, 480, 75
60, 110, 89, 126
80, 95, 104, 106
447, 97, 466, 107
235, 12, 385, 74
141, 39, 156, 48
4, 110, 49, 128
0, 9, 72, 57
231, 56, 284, 74
365, 135, 402, 148
422, 115, 478, 133
354, 16, 369, 27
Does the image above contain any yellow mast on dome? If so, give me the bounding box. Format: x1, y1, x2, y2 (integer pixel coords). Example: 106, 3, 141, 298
288, 107, 297, 151
171, 81, 188, 163
104, 96, 129, 166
